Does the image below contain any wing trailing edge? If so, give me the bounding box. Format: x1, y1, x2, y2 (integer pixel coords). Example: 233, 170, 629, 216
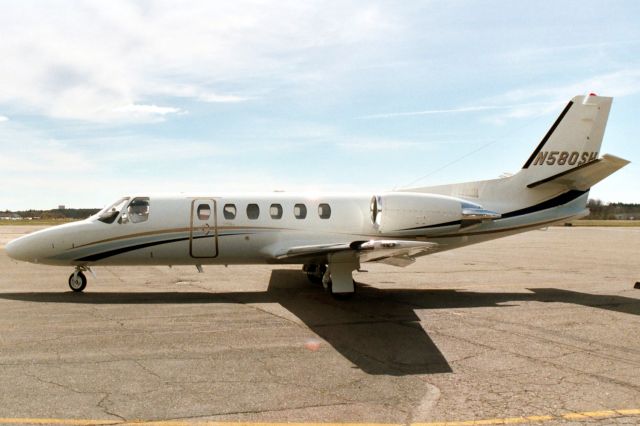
275, 240, 438, 267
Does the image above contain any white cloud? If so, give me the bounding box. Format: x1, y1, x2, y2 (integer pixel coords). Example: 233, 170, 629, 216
149, 84, 250, 103
476, 69, 640, 124
364, 68, 640, 124
359, 103, 553, 119
112, 103, 184, 120
0, 1, 400, 123
362, 68, 640, 126
0, 115, 8, 123
491, 69, 640, 107
198, 93, 250, 103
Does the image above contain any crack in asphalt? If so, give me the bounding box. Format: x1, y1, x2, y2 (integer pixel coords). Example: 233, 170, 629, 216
97, 393, 127, 423
25, 372, 127, 422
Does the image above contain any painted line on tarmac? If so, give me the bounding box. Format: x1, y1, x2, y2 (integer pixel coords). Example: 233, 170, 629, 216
0, 422, 400, 426
0, 420, 116, 425
1, 409, 640, 426
413, 408, 640, 425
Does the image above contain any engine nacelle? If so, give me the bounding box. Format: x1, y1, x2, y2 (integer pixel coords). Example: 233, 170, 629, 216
370, 192, 499, 233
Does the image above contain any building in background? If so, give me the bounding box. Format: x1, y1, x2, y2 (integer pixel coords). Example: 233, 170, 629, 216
0, 212, 22, 220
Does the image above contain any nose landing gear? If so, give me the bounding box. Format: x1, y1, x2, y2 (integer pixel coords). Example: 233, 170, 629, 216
68, 266, 90, 292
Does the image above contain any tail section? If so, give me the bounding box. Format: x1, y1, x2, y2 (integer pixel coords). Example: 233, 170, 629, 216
400, 94, 629, 222
520, 94, 612, 184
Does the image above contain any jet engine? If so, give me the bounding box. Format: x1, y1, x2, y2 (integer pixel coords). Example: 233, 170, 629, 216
370, 192, 500, 233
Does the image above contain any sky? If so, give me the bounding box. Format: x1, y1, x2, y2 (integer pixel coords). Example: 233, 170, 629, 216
1, 0, 639, 210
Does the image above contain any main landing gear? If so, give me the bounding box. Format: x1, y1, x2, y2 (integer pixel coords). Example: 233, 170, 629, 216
303, 252, 359, 299
303, 264, 326, 285
68, 266, 90, 292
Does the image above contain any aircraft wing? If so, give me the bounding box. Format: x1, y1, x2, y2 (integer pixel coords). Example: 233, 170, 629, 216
275, 240, 438, 267
527, 154, 630, 191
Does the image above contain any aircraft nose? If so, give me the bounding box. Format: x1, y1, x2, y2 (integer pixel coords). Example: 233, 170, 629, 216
5, 234, 41, 262
5, 226, 73, 265
5, 238, 26, 261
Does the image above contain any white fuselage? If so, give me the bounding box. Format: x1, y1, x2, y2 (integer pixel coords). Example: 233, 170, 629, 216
5, 190, 589, 268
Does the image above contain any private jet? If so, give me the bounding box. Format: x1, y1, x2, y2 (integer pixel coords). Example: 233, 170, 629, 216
5, 94, 630, 298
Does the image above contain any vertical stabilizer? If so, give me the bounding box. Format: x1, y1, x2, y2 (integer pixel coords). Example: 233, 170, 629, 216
521, 94, 612, 184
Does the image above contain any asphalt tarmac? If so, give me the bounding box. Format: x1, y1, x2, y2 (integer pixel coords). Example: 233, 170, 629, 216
0, 225, 639, 425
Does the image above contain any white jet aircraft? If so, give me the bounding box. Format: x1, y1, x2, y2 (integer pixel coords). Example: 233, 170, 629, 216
5, 94, 630, 298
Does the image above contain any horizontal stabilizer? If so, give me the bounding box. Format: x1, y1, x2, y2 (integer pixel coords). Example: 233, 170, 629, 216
275, 240, 438, 267
527, 154, 630, 191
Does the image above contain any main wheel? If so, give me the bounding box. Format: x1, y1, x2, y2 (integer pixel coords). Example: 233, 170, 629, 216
68, 271, 87, 292
304, 264, 326, 285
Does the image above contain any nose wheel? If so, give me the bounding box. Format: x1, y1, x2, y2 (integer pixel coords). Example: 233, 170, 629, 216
68, 270, 87, 292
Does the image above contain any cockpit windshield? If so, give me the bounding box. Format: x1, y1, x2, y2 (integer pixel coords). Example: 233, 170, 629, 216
96, 197, 130, 224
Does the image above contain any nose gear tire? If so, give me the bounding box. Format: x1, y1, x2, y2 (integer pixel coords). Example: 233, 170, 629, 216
68, 271, 87, 292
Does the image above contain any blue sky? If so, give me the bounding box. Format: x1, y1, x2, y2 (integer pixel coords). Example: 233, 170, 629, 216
1, 1, 639, 210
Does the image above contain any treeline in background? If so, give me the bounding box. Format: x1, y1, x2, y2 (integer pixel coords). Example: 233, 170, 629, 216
2, 208, 100, 220
585, 200, 640, 220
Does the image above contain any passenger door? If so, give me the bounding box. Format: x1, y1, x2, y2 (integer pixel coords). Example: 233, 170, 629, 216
189, 199, 218, 258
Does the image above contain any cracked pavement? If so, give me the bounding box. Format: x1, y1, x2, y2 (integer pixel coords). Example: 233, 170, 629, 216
0, 226, 639, 424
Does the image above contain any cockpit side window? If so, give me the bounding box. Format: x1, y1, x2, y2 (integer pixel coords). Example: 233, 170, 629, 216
128, 197, 150, 223
97, 197, 130, 224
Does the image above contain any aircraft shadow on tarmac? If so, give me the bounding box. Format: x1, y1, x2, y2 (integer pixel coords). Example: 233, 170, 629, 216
1, 269, 639, 376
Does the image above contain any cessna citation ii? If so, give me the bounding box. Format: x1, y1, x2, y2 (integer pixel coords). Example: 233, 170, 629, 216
5, 94, 630, 298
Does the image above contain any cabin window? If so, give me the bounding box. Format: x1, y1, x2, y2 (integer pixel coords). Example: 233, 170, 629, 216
197, 204, 211, 220
270, 204, 283, 219
318, 203, 331, 219
97, 197, 130, 224
128, 197, 150, 223
294, 203, 307, 219
246, 203, 260, 220
223, 204, 236, 220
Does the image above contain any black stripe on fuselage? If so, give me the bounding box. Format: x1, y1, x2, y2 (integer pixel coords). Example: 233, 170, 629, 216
74, 233, 247, 262
400, 220, 462, 231
75, 236, 189, 262
522, 100, 573, 169
398, 189, 587, 232
500, 189, 587, 218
